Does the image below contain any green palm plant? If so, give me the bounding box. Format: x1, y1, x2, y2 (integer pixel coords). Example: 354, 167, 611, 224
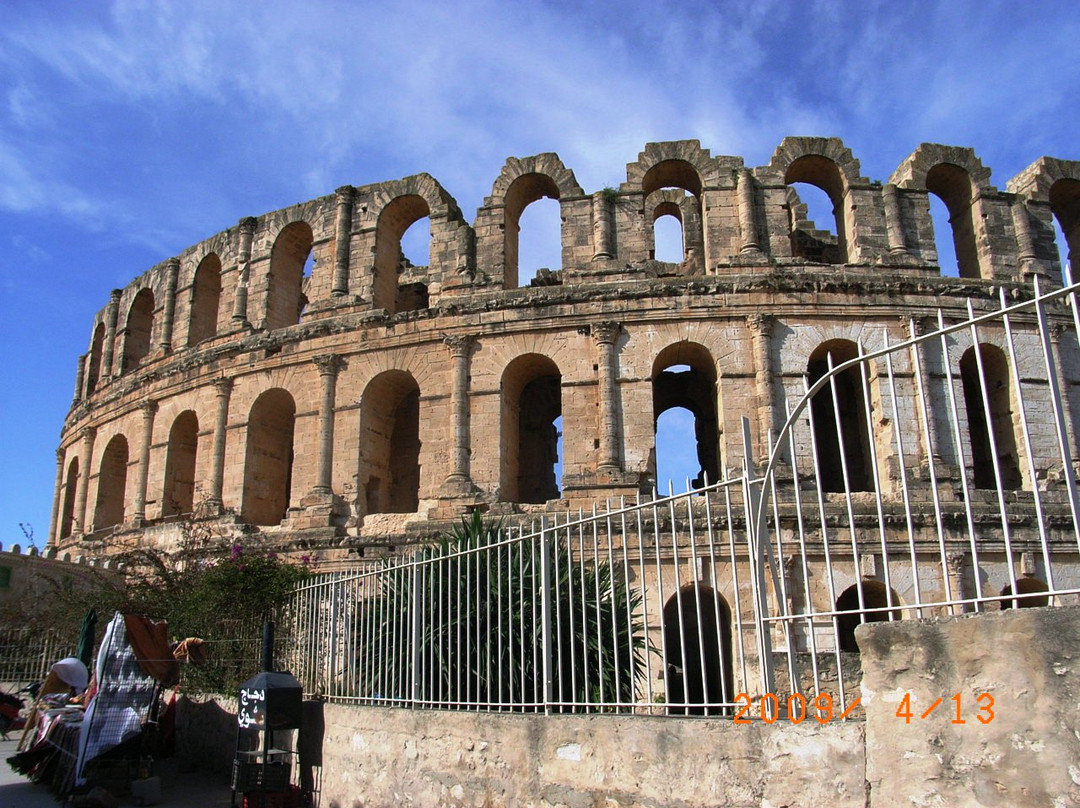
357, 511, 646, 711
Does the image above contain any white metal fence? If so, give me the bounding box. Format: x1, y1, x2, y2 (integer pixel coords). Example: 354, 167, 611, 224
285, 273, 1080, 720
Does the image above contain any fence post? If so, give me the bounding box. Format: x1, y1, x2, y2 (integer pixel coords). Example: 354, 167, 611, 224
539, 517, 554, 714
742, 417, 777, 709
410, 560, 420, 707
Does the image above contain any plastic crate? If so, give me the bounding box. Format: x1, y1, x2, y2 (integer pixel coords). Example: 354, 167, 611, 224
231, 758, 291, 792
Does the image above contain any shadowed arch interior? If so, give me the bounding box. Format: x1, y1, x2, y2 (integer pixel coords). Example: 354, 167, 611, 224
651, 342, 720, 488
501, 354, 562, 503
1000, 576, 1050, 609
360, 370, 422, 515
122, 289, 155, 372
662, 584, 733, 715
808, 340, 874, 493
960, 345, 1022, 490
162, 410, 199, 517
242, 389, 296, 526
266, 222, 313, 330
785, 155, 849, 264
87, 323, 105, 395
60, 457, 79, 539
1049, 178, 1080, 270
836, 580, 902, 652
188, 253, 222, 345
93, 434, 129, 530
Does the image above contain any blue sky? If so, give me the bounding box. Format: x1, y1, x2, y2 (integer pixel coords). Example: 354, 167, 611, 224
1, 0, 1078, 545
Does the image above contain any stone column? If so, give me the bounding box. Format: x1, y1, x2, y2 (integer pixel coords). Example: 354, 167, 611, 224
592, 191, 615, 260
48, 449, 65, 545
232, 217, 257, 326
311, 355, 343, 497
882, 183, 909, 256
593, 321, 623, 471
738, 169, 762, 255
332, 186, 355, 297
946, 552, 969, 615
747, 314, 775, 453
206, 378, 233, 510
1011, 199, 1041, 279
442, 335, 476, 493
159, 257, 180, 352
73, 427, 96, 535
132, 401, 157, 523
102, 289, 121, 377
1049, 323, 1080, 466
73, 354, 87, 404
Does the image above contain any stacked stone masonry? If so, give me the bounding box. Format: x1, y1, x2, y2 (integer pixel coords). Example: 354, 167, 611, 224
50, 138, 1080, 558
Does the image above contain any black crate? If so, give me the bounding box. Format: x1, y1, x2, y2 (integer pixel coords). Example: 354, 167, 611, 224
231, 759, 290, 792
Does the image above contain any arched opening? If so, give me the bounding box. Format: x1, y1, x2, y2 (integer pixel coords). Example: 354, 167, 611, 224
652, 343, 721, 491
662, 584, 733, 715
375, 195, 431, 314
242, 389, 296, 526
266, 222, 313, 330
925, 163, 982, 279
960, 344, 1022, 490
652, 203, 685, 263
835, 580, 902, 652
188, 253, 222, 345
162, 410, 199, 517
655, 406, 698, 491
1000, 576, 1050, 609
808, 340, 874, 493
86, 323, 105, 395
59, 457, 79, 539
359, 371, 422, 515
1049, 178, 1080, 272
122, 289, 155, 372
93, 435, 129, 530
501, 354, 562, 504
504, 173, 562, 288
927, 194, 959, 276
785, 156, 848, 264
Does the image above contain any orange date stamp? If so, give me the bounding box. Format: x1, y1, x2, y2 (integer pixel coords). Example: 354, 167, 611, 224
732, 692, 860, 723
893, 692, 995, 724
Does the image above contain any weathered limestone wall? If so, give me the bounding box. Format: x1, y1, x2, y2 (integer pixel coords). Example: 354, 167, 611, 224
173, 606, 1080, 807
860, 605, 1080, 808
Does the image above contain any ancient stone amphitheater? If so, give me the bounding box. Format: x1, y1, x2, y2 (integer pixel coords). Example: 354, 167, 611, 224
48, 137, 1080, 563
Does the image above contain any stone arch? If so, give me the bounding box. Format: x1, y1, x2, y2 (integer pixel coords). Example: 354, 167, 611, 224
480, 155, 582, 289
122, 288, 155, 372
835, 579, 902, 652
645, 189, 703, 265
359, 370, 422, 515
1049, 178, 1080, 271
242, 388, 296, 526
93, 434, 129, 530
651, 341, 721, 487
162, 410, 199, 517
768, 137, 868, 265
265, 221, 313, 330
1007, 157, 1080, 272
188, 252, 222, 346
1000, 575, 1050, 609
891, 144, 996, 279
662, 584, 733, 715
374, 194, 431, 314
623, 140, 720, 195
86, 323, 105, 395
501, 353, 562, 504
807, 340, 874, 493
59, 456, 79, 539
960, 344, 1022, 490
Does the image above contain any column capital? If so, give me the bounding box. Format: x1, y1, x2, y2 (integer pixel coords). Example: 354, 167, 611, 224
1051, 322, 1070, 343
443, 334, 476, 357
313, 354, 344, 377
80, 426, 97, 443
165, 256, 180, 272
746, 312, 774, 336
335, 185, 356, 205
591, 321, 622, 346
109, 289, 123, 304
946, 552, 966, 573
238, 216, 258, 235
139, 400, 158, 417
56, 447, 66, 463
213, 377, 234, 396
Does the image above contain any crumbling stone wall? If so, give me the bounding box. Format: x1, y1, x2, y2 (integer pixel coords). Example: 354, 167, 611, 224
51, 139, 1080, 559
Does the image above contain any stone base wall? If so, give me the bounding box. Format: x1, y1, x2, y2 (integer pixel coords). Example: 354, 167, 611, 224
176, 606, 1080, 807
